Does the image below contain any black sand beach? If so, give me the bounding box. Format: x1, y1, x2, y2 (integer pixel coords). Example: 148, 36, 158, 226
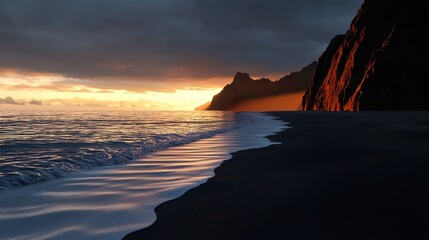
123, 112, 429, 240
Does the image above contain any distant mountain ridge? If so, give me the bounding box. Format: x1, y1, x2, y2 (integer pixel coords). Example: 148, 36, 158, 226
208, 62, 317, 110
302, 0, 429, 111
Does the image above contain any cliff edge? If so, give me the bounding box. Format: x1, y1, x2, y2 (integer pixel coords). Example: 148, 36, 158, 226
302, 0, 429, 111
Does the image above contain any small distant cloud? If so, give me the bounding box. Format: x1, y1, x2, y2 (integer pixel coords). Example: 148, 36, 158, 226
184, 87, 219, 91
0, 96, 45, 105
28, 99, 45, 105
0, 97, 24, 105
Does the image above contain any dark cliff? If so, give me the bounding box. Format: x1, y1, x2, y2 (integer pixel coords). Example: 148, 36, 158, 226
302, 0, 429, 111
208, 62, 317, 110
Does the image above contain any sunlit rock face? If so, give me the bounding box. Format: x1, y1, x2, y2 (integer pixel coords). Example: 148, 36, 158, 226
302, 0, 429, 111
208, 62, 317, 110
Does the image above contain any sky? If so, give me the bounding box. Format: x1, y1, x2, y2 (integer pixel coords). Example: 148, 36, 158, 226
0, 0, 362, 110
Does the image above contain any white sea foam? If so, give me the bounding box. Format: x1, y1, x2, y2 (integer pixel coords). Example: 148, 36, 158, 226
0, 113, 286, 240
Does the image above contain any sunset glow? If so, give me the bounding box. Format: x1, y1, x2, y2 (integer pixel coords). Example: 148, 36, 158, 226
0, 0, 361, 111
0, 69, 222, 110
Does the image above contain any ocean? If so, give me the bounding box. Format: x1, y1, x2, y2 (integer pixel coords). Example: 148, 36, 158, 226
0, 110, 244, 191
0, 110, 285, 240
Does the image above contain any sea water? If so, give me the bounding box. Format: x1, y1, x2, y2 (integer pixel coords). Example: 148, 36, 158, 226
0, 110, 286, 240
0, 110, 243, 191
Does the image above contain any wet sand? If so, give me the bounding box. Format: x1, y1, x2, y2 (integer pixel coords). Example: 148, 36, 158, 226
123, 111, 429, 240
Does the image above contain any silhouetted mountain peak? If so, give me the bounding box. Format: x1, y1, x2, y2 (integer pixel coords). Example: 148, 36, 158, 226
208, 62, 317, 110
232, 72, 253, 85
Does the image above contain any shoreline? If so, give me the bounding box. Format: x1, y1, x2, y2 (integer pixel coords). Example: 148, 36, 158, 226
123, 111, 429, 239
0, 113, 284, 240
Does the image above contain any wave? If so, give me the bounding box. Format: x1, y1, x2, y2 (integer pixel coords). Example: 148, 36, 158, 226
0, 111, 249, 191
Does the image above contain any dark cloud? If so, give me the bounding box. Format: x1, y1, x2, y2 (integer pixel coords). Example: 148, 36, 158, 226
0, 0, 362, 90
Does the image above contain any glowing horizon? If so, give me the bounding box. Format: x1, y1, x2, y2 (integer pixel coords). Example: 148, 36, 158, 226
0, 69, 223, 110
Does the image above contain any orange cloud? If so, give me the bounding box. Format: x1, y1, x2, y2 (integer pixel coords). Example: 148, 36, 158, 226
2, 83, 118, 93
